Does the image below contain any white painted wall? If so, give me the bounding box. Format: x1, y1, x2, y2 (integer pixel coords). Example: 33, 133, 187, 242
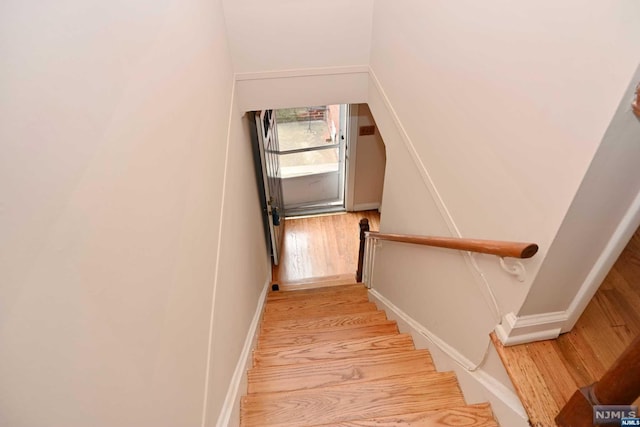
235, 69, 369, 113
353, 104, 386, 210
204, 109, 271, 427
225, 0, 374, 113
367, 85, 498, 364
359, 4, 640, 419
519, 65, 640, 317
221, 0, 374, 73
367, 0, 640, 349
0, 0, 269, 425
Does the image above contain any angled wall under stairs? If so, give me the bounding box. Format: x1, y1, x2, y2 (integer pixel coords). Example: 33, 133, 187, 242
240, 281, 499, 426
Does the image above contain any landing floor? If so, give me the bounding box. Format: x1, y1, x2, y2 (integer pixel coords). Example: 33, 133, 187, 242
273, 210, 381, 285
493, 226, 640, 426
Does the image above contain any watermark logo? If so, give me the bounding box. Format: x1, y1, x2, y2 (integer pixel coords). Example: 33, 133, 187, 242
622, 418, 640, 426
594, 405, 638, 424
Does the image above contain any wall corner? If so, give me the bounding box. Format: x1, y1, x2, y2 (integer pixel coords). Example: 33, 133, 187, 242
494, 312, 565, 347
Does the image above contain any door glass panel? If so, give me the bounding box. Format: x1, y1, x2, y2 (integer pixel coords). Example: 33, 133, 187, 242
279, 148, 339, 178
276, 107, 338, 150
276, 104, 347, 215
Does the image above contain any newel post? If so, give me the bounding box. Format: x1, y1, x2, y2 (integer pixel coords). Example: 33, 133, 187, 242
556, 333, 640, 426
356, 218, 370, 283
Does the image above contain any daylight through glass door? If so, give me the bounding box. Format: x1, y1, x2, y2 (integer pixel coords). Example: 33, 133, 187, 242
276, 105, 347, 216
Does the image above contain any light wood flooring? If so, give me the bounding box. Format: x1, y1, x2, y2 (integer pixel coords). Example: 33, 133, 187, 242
493, 226, 640, 426
273, 211, 381, 285
242, 281, 499, 426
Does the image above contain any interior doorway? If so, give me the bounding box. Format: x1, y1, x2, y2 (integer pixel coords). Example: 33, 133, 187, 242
276, 105, 348, 216
249, 103, 387, 270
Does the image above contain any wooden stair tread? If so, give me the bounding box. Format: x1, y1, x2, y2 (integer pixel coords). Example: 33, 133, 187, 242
258, 320, 399, 349
248, 349, 435, 394
260, 310, 388, 334
273, 274, 357, 291
310, 403, 498, 426
262, 301, 379, 322
243, 276, 499, 426
264, 292, 369, 313
240, 373, 466, 427
268, 283, 365, 300
253, 333, 416, 367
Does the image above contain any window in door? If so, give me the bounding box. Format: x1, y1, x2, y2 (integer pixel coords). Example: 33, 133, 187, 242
276, 104, 348, 216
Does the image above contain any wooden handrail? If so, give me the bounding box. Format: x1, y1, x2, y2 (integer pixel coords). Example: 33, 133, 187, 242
367, 231, 538, 259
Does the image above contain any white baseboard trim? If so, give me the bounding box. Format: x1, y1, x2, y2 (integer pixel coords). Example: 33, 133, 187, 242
494, 311, 565, 346
352, 202, 381, 212
215, 280, 269, 427
368, 288, 477, 370
368, 289, 528, 425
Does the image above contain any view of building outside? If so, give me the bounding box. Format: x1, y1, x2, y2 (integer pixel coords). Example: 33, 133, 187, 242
276, 106, 341, 178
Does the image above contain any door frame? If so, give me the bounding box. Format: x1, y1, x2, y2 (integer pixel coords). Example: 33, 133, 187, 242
250, 110, 285, 265
345, 104, 359, 211
278, 105, 349, 216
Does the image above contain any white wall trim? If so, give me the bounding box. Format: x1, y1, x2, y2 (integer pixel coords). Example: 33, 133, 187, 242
368, 69, 461, 238
202, 79, 237, 427
352, 202, 380, 212
215, 280, 269, 427
368, 288, 528, 425
563, 187, 640, 333
235, 65, 370, 82
345, 104, 359, 212
494, 311, 565, 346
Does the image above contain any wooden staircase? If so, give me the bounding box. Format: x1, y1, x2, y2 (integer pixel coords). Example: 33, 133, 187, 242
240, 281, 499, 426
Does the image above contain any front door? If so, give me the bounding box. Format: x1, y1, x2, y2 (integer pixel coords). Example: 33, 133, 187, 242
276, 104, 348, 216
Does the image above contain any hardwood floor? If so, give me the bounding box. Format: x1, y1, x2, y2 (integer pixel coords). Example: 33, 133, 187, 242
242, 281, 499, 426
493, 226, 640, 426
273, 211, 381, 284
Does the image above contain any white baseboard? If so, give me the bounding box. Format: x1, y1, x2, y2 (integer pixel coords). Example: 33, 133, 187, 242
215, 280, 269, 427
368, 289, 529, 427
492, 189, 640, 345
352, 202, 380, 212
494, 311, 565, 346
